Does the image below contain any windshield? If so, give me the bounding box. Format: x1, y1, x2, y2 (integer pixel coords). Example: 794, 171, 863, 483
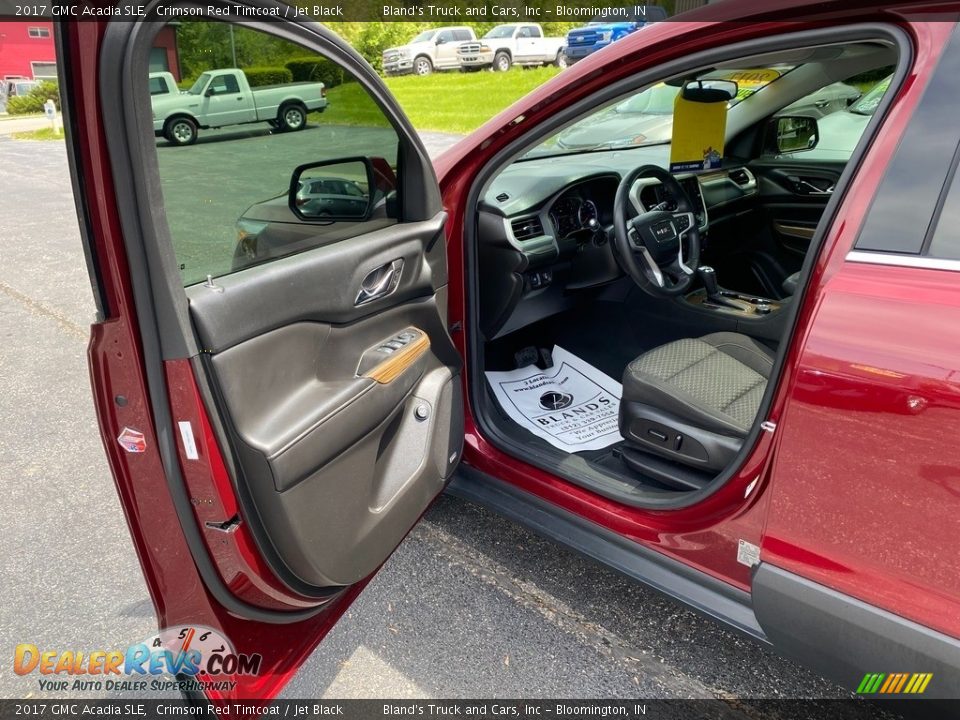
849, 75, 893, 116
484, 26, 516, 39
615, 84, 680, 115
526, 67, 792, 159
410, 30, 436, 43
188, 73, 211, 95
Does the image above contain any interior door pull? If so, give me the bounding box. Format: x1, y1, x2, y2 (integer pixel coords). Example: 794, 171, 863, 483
356, 259, 404, 306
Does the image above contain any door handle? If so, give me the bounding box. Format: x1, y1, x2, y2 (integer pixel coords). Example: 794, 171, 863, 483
356, 259, 404, 306
787, 175, 834, 196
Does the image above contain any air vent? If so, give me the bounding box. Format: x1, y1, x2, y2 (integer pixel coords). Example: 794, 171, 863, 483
510, 216, 544, 241
729, 168, 753, 187
496, 192, 510, 202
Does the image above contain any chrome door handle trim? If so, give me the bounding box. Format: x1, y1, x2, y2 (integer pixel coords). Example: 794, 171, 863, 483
356, 259, 404, 306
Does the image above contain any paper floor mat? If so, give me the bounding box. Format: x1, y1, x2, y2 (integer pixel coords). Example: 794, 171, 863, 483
485, 346, 623, 453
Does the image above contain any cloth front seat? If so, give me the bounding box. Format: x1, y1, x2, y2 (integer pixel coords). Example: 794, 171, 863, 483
619, 332, 775, 474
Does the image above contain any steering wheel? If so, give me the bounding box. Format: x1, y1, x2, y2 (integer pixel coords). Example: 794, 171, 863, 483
613, 165, 701, 297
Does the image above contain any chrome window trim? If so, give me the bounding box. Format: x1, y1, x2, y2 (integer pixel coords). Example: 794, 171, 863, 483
847, 250, 960, 272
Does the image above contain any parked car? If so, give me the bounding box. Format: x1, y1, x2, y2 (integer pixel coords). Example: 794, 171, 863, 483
555, 75, 860, 150
150, 68, 327, 146
381, 26, 476, 76
564, 6, 668, 64
3, 77, 39, 99
59, 0, 960, 704
148, 71, 180, 97
458, 24, 567, 72
790, 74, 893, 160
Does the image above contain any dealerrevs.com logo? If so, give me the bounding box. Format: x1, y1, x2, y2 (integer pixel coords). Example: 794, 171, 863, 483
13, 625, 262, 694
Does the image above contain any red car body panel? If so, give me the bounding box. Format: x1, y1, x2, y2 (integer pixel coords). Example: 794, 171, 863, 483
438, 16, 958, 621
764, 261, 960, 638
62, 0, 960, 701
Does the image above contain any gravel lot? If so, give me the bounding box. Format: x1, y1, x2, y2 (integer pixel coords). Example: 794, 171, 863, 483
0, 135, 865, 710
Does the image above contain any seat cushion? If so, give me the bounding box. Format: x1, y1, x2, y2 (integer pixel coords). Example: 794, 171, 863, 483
622, 332, 775, 437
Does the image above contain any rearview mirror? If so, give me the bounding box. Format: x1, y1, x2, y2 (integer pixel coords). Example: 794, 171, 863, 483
768, 115, 820, 154
682, 79, 738, 103
289, 157, 375, 222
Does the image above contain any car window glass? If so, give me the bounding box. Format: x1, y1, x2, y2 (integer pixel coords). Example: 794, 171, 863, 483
525, 66, 796, 158
149, 77, 167, 95
528, 26, 542, 38
770, 69, 893, 161
150, 21, 401, 286
210, 74, 240, 94
926, 158, 960, 260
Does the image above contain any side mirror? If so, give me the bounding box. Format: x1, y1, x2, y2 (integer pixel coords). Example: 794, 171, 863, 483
204, 87, 214, 97
682, 79, 738, 103
767, 115, 820, 154
435, 36, 446, 45
289, 157, 376, 222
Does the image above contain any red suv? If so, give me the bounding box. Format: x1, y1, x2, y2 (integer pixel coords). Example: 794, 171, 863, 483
59, 0, 960, 702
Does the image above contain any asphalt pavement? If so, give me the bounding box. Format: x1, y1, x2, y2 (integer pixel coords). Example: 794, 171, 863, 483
0, 135, 866, 709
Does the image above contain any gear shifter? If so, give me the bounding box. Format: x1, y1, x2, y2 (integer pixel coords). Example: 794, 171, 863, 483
698, 266, 741, 309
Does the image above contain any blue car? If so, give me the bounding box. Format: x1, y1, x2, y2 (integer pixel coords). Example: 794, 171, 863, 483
564, 6, 669, 63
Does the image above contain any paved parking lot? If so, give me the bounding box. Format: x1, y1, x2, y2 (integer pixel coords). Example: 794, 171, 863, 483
0, 136, 870, 710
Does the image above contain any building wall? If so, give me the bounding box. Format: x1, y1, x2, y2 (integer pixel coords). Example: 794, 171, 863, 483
0, 21, 56, 80
152, 25, 182, 81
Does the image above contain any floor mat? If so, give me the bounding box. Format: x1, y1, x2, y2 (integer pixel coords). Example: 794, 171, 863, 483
485, 346, 623, 453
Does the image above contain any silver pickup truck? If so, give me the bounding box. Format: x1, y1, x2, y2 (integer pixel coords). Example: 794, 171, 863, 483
151, 68, 328, 146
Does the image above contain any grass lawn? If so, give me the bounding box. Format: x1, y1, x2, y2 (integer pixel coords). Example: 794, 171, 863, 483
315, 67, 562, 135
11, 127, 64, 141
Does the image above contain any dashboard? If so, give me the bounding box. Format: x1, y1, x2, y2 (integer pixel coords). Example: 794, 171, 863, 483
476, 152, 758, 339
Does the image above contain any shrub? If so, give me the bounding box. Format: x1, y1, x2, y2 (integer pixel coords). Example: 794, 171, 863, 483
285, 57, 344, 89
6, 80, 60, 115
242, 67, 293, 87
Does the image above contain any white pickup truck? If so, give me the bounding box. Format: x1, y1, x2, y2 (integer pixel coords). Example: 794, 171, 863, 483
151, 68, 328, 146
457, 24, 567, 72
382, 26, 477, 76
148, 72, 180, 97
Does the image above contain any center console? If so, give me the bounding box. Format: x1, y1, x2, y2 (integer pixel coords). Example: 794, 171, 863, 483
685, 266, 783, 319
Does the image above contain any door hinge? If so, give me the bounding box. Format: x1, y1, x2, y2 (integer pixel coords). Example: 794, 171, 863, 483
760, 420, 777, 433
737, 539, 761, 568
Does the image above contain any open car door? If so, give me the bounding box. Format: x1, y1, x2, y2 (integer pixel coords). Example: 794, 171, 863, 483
59, 5, 464, 700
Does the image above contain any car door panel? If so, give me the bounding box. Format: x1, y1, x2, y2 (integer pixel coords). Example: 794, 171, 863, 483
752, 159, 846, 254
62, 7, 466, 698
717, 158, 847, 296
185, 213, 462, 588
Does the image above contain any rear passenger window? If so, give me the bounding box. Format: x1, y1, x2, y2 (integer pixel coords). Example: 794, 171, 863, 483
925, 156, 960, 260
149, 21, 401, 286
148, 76, 168, 95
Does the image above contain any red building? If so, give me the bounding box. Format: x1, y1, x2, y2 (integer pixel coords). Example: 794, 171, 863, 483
0, 21, 181, 83
151, 24, 182, 81
0, 21, 57, 81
